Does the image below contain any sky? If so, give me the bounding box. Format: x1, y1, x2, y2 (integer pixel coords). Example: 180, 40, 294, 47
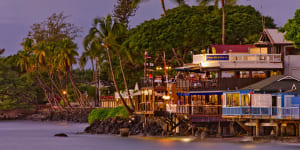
0, 0, 299, 57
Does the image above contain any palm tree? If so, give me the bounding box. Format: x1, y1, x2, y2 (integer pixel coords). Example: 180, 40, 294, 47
81, 35, 106, 107
197, 0, 237, 45
87, 14, 134, 114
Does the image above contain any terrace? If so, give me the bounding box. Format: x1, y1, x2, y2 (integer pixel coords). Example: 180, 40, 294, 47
193, 53, 282, 69
222, 107, 300, 119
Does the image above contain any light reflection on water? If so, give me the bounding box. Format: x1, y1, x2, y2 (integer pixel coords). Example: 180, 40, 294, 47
0, 121, 298, 150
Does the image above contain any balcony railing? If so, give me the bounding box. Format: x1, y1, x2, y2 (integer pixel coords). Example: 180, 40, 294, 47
176, 79, 218, 91
193, 54, 282, 64
222, 107, 300, 119
140, 78, 168, 89
166, 104, 222, 115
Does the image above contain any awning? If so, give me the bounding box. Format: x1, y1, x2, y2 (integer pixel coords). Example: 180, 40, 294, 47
177, 91, 223, 96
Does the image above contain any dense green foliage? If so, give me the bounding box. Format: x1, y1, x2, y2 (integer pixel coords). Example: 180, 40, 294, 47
281, 9, 300, 48
88, 106, 129, 124
0, 56, 45, 107
127, 5, 276, 66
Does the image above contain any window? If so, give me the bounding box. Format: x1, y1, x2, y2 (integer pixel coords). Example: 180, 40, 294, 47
226, 93, 232, 107
240, 71, 250, 78
232, 93, 240, 106
209, 95, 218, 105
252, 71, 266, 78
241, 94, 251, 106
222, 71, 235, 78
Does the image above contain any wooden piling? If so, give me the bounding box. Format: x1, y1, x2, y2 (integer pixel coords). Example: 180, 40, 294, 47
298, 122, 300, 137
255, 120, 260, 137
276, 123, 280, 137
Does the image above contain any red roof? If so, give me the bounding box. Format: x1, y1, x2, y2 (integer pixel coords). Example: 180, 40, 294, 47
211, 44, 255, 54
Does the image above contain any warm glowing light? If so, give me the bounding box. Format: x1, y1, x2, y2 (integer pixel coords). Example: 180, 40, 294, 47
181, 138, 193, 143
201, 62, 208, 67
156, 67, 163, 70
62, 90, 67, 95
162, 95, 170, 100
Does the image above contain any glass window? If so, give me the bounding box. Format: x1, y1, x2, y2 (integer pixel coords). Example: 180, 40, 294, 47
222, 71, 235, 78
232, 93, 240, 106
252, 71, 266, 78
226, 93, 232, 107
209, 95, 218, 105
240, 71, 250, 78
241, 94, 251, 106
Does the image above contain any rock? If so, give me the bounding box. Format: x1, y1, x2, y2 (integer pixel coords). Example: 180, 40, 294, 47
54, 133, 68, 137
120, 128, 129, 137
200, 131, 207, 140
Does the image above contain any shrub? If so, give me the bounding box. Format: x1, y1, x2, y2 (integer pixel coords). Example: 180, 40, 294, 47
88, 106, 129, 124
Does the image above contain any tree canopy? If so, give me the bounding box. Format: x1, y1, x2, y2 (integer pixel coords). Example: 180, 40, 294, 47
127, 5, 276, 66
281, 9, 300, 48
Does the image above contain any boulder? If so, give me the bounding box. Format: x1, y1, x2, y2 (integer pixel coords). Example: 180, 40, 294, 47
54, 133, 68, 137
120, 128, 129, 137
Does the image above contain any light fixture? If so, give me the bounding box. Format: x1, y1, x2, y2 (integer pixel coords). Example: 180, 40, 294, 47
162, 95, 170, 100
62, 90, 67, 95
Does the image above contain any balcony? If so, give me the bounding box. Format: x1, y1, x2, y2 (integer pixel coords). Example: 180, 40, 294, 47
166, 104, 222, 116
193, 54, 282, 69
140, 78, 168, 90
222, 107, 300, 119
176, 79, 218, 91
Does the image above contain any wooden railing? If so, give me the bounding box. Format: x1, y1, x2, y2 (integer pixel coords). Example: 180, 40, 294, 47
193, 54, 282, 64
176, 79, 218, 91
166, 104, 222, 116
223, 107, 300, 119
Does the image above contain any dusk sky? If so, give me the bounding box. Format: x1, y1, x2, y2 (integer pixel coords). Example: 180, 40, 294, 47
0, 0, 299, 56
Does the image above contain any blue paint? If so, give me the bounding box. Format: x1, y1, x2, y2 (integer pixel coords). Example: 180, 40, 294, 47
206, 55, 229, 61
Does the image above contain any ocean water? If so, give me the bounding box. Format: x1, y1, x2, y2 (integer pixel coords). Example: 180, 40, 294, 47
0, 121, 298, 150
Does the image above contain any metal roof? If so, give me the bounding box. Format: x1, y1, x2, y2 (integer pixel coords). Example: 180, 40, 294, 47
264, 29, 292, 45
241, 75, 300, 92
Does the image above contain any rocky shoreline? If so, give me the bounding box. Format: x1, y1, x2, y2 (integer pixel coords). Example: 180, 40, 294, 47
0, 108, 92, 123
85, 115, 164, 136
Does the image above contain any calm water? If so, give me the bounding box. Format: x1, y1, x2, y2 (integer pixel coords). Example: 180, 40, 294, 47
0, 121, 299, 150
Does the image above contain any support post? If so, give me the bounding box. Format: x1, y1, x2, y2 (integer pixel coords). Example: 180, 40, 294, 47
296, 123, 299, 137
276, 123, 280, 137
255, 120, 260, 137
281, 123, 286, 136
298, 122, 300, 137
217, 121, 222, 137
229, 122, 235, 136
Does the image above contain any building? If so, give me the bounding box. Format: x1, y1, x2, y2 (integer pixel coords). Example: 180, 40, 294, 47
255, 28, 300, 78
222, 75, 300, 136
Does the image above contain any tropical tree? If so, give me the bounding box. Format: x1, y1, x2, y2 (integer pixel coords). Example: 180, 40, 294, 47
81, 32, 107, 106
197, 0, 237, 45
280, 9, 300, 48
16, 12, 83, 108
127, 5, 276, 66
86, 14, 134, 113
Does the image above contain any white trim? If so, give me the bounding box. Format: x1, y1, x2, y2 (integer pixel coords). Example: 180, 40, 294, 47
277, 75, 300, 82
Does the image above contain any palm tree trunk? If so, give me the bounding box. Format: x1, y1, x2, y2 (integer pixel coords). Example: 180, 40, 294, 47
91, 58, 97, 107
118, 53, 135, 110
160, 0, 167, 16
98, 61, 102, 107
94, 59, 98, 107
105, 47, 133, 114
221, 0, 225, 45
